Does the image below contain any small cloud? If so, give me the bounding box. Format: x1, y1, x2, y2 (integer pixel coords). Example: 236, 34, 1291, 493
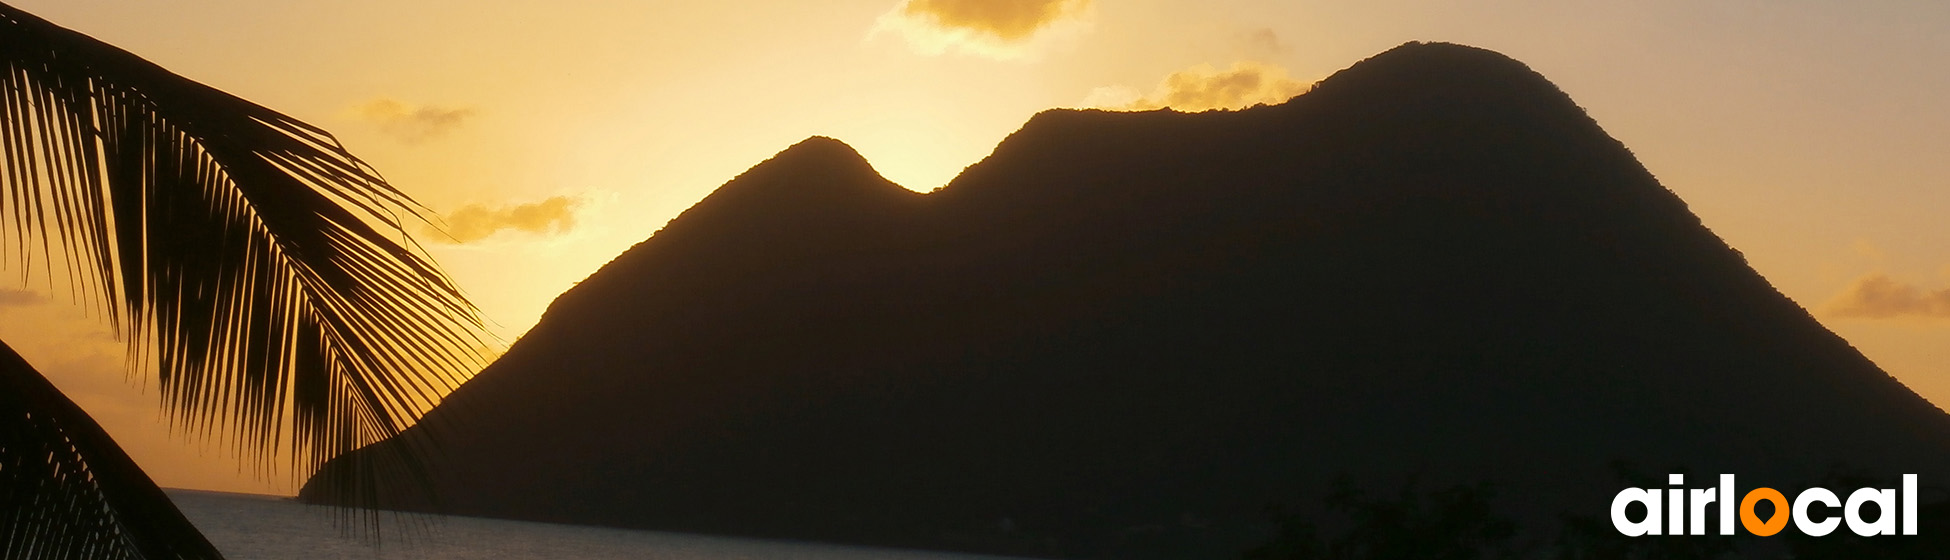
1239, 28, 1285, 57
1086, 61, 1311, 112
871, 0, 1091, 60
1825, 272, 1950, 320
423, 196, 582, 245
0, 288, 45, 308
901, 0, 1086, 40
355, 99, 476, 143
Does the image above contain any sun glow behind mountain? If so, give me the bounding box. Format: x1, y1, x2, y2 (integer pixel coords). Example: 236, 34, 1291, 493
2, 0, 1949, 497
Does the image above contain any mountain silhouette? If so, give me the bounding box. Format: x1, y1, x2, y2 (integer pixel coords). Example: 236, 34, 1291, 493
303, 42, 1950, 559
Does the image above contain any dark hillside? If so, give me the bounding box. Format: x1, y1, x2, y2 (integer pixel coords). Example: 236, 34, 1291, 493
306, 42, 1950, 559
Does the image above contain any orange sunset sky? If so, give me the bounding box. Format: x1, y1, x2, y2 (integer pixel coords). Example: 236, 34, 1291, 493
1, 0, 1947, 495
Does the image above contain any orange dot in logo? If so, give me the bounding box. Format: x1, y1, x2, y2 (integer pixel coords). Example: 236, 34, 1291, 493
1740, 488, 1790, 536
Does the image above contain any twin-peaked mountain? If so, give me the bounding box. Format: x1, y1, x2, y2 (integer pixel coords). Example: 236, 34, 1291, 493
304, 43, 1950, 559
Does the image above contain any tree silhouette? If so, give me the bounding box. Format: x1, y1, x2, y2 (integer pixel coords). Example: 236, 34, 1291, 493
1549, 462, 1739, 560
1, 3, 485, 558
1246, 478, 1523, 560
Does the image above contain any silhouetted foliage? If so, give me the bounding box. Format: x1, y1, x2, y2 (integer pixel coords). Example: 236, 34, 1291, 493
1549, 462, 1738, 560
1550, 512, 1737, 560
3, 341, 222, 559
1, 1, 485, 556
1245, 478, 1521, 560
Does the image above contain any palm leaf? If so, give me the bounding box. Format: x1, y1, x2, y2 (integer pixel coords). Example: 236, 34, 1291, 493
2, 339, 224, 559
0, 0, 485, 524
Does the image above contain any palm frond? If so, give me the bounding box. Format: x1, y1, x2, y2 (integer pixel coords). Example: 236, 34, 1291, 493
0, 1, 486, 504
2, 339, 223, 559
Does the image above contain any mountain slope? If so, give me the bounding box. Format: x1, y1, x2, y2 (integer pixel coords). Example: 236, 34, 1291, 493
305, 42, 1950, 559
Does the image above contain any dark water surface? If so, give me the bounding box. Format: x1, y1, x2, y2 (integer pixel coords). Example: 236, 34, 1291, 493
167, 490, 1036, 560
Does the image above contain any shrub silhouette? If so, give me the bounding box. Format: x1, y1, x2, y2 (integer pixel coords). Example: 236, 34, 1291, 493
1246, 478, 1521, 560
1550, 462, 1738, 560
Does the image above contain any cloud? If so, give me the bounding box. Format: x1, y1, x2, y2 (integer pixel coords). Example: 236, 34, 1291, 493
1239, 28, 1285, 57
423, 196, 582, 244
0, 287, 45, 308
1825, 272, 1950, 319
871, 0, 1091, 60
355, 99, 476, 143
1085, 61, 1311, 112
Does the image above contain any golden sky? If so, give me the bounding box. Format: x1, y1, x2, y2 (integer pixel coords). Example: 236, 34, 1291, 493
3, 0, 1948, 495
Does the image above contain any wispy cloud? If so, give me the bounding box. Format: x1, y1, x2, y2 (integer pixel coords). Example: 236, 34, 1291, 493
355, 99, 476, 143
1825, 272, 1950, 319
1239, 28, 1285, 57
1084, 61, 1311, 112
422, 195, 582, 245
871, 0, 1091, 60
0, 287, 45, 308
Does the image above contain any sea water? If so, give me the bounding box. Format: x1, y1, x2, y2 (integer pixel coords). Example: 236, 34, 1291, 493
167, 490, 1033, 560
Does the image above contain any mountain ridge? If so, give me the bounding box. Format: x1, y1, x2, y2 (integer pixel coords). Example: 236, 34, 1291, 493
306, 41, 1950, 559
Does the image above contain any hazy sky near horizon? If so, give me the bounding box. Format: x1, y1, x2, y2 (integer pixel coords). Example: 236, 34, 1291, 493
2, 0, 1948, 495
